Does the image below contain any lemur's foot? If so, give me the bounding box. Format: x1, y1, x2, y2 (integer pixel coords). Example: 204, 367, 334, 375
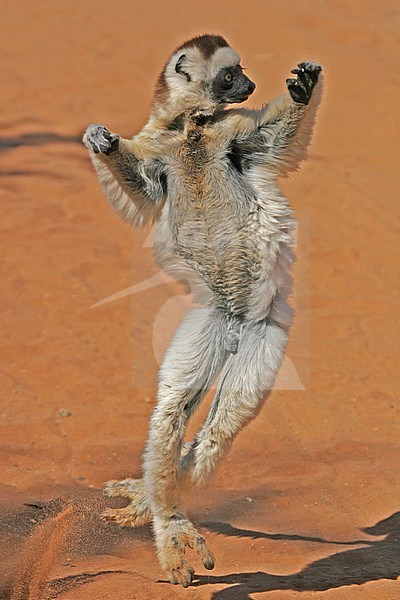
154, 515, 215, 588
83, 124, 119, 155
286, 61, 322, 105
101, 478, 152, 527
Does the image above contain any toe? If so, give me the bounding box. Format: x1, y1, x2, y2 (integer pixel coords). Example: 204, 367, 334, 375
100, 508, 116, 522
100, 507, 130, 527
174, 565, 194, 588
169, 571, 179, 585
103, 478, 140, 500
193, 534, 215, 570
103, 479, 120, 497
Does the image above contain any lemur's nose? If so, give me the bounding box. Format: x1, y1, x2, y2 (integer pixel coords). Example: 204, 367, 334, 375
247, 81, 256, 94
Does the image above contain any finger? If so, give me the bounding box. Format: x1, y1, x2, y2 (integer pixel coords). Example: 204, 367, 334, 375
298, 62, 322, 83
102, 127, 111, 140
193, 535, 215, 570
98, 140, 111, 153
296, 69, 313, 93
89, 140, 101, 154
287, 79, 309, 104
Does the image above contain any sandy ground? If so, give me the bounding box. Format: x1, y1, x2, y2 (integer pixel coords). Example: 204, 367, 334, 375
1, 1, 399, 598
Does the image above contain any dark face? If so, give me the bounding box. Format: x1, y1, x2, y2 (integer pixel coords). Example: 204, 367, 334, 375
211, 65, 256, 104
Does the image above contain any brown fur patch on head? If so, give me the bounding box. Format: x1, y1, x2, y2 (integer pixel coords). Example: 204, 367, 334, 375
175, 34, 229, 59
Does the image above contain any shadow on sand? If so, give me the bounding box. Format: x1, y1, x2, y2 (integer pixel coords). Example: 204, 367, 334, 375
195, 512, 400, 599
0, 132, 81, 151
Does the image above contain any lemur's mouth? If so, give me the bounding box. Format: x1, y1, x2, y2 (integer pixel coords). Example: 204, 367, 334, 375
228, 81, 256, 104
226, 94, 250, 104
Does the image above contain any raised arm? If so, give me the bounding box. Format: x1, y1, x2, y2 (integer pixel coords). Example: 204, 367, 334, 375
83, 125, 167, 226
224, 61, 323, 177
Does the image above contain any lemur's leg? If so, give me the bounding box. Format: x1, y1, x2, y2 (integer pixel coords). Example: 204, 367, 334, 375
180, 309, 289, 487
142, 307, 231, 587
83, 124, 165, 225
103, 307, 228, 579
102, 309, 288, 584
101, 313, 238, 528
146, 309, 289, 586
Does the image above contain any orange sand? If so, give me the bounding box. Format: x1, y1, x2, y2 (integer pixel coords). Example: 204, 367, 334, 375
1, 1, 399, 598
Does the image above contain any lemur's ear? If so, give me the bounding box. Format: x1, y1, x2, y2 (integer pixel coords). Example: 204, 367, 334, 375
175, 54, 191, 82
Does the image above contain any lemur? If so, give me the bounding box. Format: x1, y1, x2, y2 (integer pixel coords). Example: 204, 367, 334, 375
83, 34, 323, 587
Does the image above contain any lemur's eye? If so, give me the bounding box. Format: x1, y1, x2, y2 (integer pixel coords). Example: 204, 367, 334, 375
224, 72, 233, 83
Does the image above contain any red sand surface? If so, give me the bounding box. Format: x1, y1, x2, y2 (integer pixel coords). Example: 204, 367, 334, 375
1, 1, 399, 598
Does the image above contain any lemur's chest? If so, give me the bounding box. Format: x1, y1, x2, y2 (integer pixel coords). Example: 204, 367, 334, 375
161, 125, 257, 294
165, 121, 241, 196
168, 130, 243, 220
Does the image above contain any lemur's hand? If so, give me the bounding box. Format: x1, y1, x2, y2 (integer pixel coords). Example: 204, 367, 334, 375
286, 62, 322, 105
83, 124, 119, 155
